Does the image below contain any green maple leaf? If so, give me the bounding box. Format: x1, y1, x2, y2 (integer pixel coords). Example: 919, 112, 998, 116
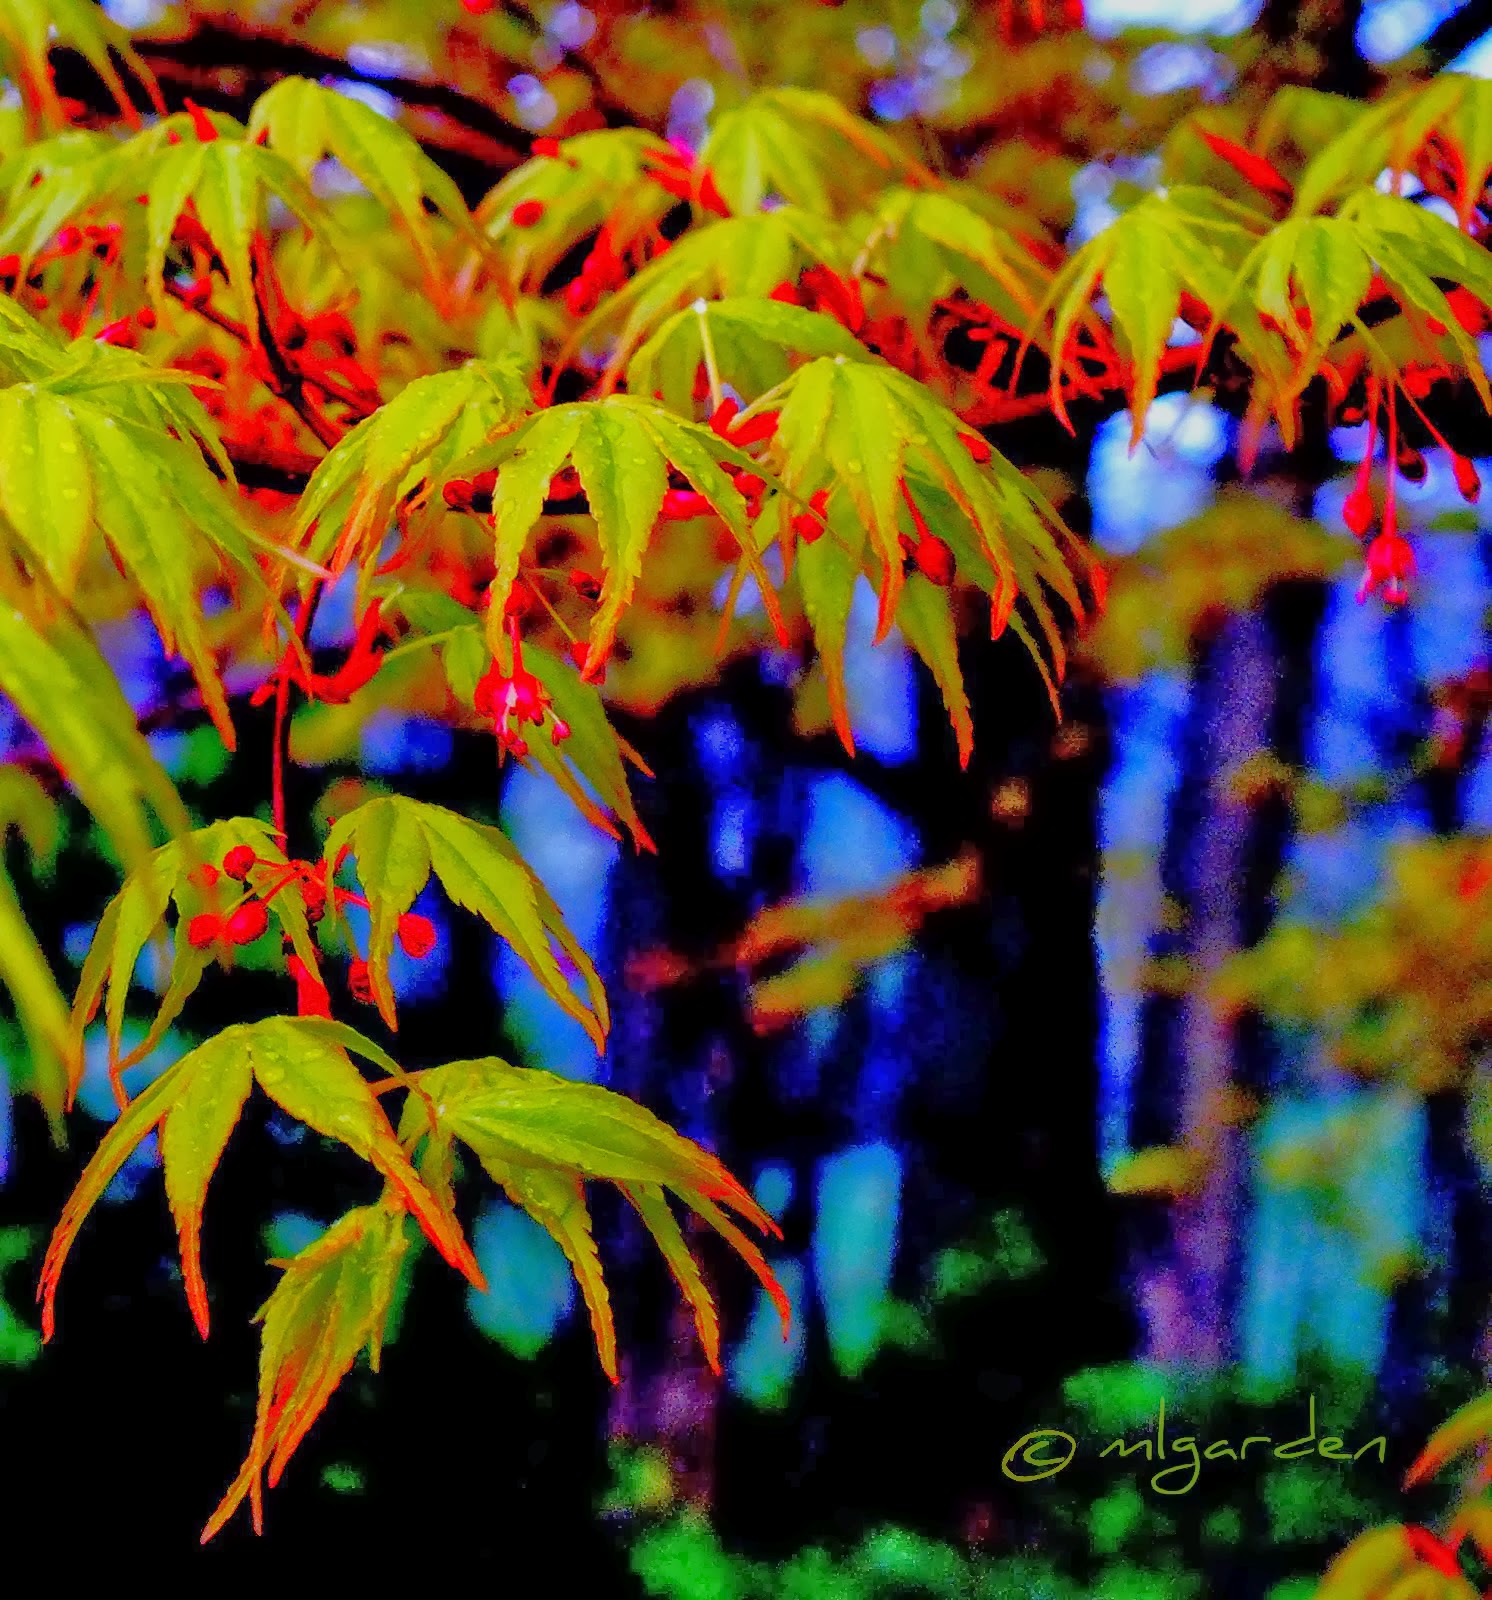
477, 127, 684, 295
323, 796, 609, 1042
763, 355, 1094, 736
699, 87, 933, 217
1292, 72, 1492, 225
1314, 1524, 1479, 1600
39, 1017, 483, 1348
854, 185, 1052, 326
0, 770, 69, 1133
290, 356, 532, 580
68, 819, 326, 1098
0, 589, 189, 870
424, 614, 656, 853
1034, 186, 1278, 443
573, 210, 844, 388
628, 296, 865, 415
0, 129, 118, 268
395, 1056, 789, 1382
480, 393, 789, 676
0, 381, 255, 746
247, 77, 493, 285
4, 112, 347, 332
1200, 193, 1492, 443
0, 309, 274, 725
0, 0, 159, 133
141, 120, 339, 322
1337, 190, 1492, 407
203, 1201, 413, 1541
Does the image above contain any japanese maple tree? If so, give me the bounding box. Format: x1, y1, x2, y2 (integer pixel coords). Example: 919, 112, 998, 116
3, 0, 1492, 1579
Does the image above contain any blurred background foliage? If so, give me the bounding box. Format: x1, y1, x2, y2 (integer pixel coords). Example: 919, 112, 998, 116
6, 0, 1492, 1594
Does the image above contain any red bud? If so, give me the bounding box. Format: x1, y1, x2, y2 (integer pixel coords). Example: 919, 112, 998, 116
1343, 486, 1375, 538
959, 432, 992, 464
397, 912, 437, 959
225, 901, 269, 946
913, 534, 956, 586
222, 845, 258, 880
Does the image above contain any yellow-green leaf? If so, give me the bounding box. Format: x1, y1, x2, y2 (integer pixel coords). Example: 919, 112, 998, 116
202, 1201, 411, 1541
324, 796, 608, 1046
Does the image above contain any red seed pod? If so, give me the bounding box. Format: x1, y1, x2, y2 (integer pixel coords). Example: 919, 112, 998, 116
0, 254, 18, 279
551, 716, 571, 745
222, 844, 257, 880
532, 137, 561, 158
1342, 486, 1375, 538
443, 478, 474, 510
914, 533, 957, 586
55, 226, 83, 255
512, 199, 545, 228
348, 959, 375, 1003
1396, 445, 1427, 484
569, 569, 602, 600
471, 468, 499, 496
186, 913, 221, 949
733, 472, 766, 498
287, 954, 332, 1019
302, 875, 326, 921
135, 306, 157, 330
398, 912, 437, 959
187, 863, 220, 888
567, 638, 605, 680
1454, 455, 1481, 504
708, 397, 741, 438
959, 432, 992, 464
225, 900, 269, 945
662, 488, 711, 518
184, 99, 218, 143
731, 409, 781, 446
461, 0, 498, 12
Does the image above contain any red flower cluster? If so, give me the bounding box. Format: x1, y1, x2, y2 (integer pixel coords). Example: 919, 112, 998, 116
184, 842, 438, 1016
642, 141, 730, 217
1358, 522, 1415, 606
443, 467, 500, 510
251, 600, 391, 708
791, 487, 831, 544
1336, 383, 1484, 608
565, 228, 627, 316
773, 265, 865, 333
899, 479, 956, 586
473, 615, 571, 758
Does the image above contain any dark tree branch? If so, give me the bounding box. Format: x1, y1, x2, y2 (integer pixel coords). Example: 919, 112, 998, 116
1420, 1, 1492, 70
134, 20, 535, 149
